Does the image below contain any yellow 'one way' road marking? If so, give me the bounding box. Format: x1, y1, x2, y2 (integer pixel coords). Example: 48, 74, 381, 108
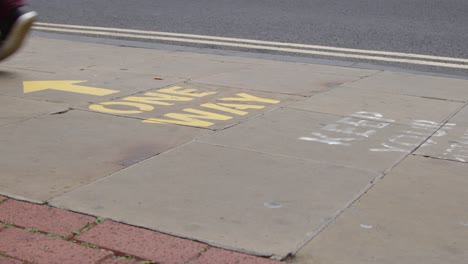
23, 80, 119, 96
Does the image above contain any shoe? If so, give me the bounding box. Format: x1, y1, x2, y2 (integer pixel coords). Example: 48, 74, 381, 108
0, 8, 37, 62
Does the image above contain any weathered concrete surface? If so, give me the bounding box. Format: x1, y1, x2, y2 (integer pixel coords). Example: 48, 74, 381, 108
415, 122, 468, 163
192, 63, 378, 96
2, 36, 468, 262
451, 104, 468, 124
344, 71, 468, 102
292, 156, 468, 264
200, 108, 429, 173
0, 110, 207, 201
0, 67, 186, 108
2, 38, 248, 79
287, 87, 462, 126
89, 82, 300, 130
0, 95, 68, 126
51, 142, 379, 257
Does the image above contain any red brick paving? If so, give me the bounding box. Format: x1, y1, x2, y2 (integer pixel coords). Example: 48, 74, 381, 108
0, 228, 111, 264
0, 256, 23, 264
0, 199, 95, 238
99, 256, 141, 264
0, 196, 283, 264
77, 220, 208, 264
193, 248, 280, 264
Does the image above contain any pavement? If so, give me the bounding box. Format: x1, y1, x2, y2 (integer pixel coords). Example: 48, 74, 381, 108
0, 36, 467, 264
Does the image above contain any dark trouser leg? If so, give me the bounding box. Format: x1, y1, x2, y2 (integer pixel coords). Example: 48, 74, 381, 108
0, 0, 25, 22
0, 0, 35, 61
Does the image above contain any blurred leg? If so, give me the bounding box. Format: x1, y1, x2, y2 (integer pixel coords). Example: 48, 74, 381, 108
0, 0, 25, 21
0, 0, 36, 61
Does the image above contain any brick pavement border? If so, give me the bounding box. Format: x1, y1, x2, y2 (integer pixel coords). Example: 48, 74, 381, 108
0, 195, 283, 264
76, 220, 208, 263
0, 199, 96, 238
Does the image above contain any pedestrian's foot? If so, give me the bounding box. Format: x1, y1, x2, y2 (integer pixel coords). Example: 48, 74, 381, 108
0, 8, 37, 62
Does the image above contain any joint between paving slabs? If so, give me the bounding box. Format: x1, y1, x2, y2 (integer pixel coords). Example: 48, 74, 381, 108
412, 101, 468, 156
345, 69, 383, 84
104, 80, 190, 102
50, 107, 73, 115
293, 101, 468, 255
76, 106, 216, 131
412, 153, 468, 164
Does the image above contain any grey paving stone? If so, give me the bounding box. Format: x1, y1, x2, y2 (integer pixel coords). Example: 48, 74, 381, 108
344, 71, 468, 102
201, 108, 433, 173
192, 63, 375, 96
293, 156, 468, 264
287, 87, 463, 126
451, 104, 468, 124
89, 83, 299, 130
0, 95, 68, 126
51, 142, 379, 257
0, 110, 207, 201
0, 67, 185, 108
2, 37, 247, 79
415, 122, 468, 163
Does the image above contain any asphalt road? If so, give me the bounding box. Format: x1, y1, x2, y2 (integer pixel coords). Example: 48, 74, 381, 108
29, 0, 468, 77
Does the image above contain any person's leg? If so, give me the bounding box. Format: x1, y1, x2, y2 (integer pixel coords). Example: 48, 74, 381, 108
0, 0, 36, 61
0, 1, 26, 21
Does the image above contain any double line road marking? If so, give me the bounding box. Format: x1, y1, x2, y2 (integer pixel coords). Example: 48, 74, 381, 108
34, 22, 468, 70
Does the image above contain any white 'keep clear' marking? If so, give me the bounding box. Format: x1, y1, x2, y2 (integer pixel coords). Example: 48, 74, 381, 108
443, 128, 468, 162
299, 111, 393, 146
370, 120, 456, 153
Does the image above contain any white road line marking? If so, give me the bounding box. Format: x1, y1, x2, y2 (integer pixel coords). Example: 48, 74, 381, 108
33, 24, 468, 70
35, 22, 468, 63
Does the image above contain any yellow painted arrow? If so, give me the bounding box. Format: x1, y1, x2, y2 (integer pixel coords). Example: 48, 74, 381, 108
23, 80, 119, 96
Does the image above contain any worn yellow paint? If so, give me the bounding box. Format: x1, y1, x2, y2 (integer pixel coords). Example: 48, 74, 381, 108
89, 102, 154, 114
144, 108, 232, 127
219, 93, 280, 104
23, 81, 119, 96
124, 92, 193, 106
201, 103, 248, 116
217, 103, 266, 110
158, 86, 217, 98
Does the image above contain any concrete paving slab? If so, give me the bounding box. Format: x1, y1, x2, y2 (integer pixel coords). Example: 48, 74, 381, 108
287, 87, 463, 126
192, 63, 374, 96
293, 156, 468, 264
123, 53, 249, 79
0, 68, 55, 97
0, 110, 207, 202
3, 37, 248, 79
50, 142, 379, 257
415, 122, 468, 163
0, 95, 69, 127
11, 37, 373, 80
344, 71, 468, 102
0, 37, 176, 72
0, 67, 185, 108
200, 108, 433, 173
451, 104, 468, 124
175, 52, 377, 76
89, 83, 299, 130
